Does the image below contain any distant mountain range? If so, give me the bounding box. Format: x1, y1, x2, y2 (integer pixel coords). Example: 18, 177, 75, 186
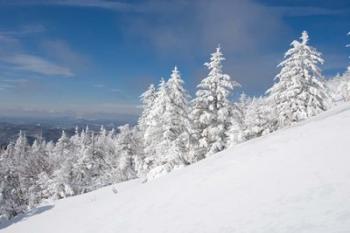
0, 116, 135, 147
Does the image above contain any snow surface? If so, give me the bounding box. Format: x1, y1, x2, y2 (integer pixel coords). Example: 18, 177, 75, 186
2, 103, 350, 233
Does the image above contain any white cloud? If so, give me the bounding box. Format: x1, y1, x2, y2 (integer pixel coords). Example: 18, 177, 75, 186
0, 26, 78, 78
271, 6, 348, 17
0, 24, 46, 37
93, 84, 105, 88
41, 39, 90, 70
111, 88, 121, 92
0, 83, 14, 90
1, 0, 134, 11
121, 0, 290, 95
124, 0, 287, 54
52, 0, 132, 10
0, 78, 29, 91
2, 54, 74, 77
0, 102, 140, 119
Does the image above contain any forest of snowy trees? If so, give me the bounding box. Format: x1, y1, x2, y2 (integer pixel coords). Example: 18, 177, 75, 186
1, 31, 350, 219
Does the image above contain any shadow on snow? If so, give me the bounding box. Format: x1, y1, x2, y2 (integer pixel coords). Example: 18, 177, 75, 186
0, 205, 54, 230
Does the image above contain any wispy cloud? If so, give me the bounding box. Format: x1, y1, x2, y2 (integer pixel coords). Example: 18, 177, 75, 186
0, 24, 46, 37
41, 39, 90, 71
123, 0, 287, 56
0, 0, 134, 11
1, 54, 74, 77
111, 88, 121, 93
51, 0, 132, 10
0, 34, 21, 53
0, 26, 82, 78
120, 0, 289, 96
0, 78, 32, 91
0, 102, 140, 119
271, 6, 349, 17
93, 84, 105, 88
0, 83, 14, 90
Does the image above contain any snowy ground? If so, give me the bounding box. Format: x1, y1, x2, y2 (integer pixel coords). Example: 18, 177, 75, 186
2, 103, 350, 233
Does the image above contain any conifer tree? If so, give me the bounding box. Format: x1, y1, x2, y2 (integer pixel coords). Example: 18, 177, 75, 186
115, 124, 138, 181
26, 139, 52, 207
163, 66, 191, 165
227, 93, 249, 146
191, 46, 240, 157
135, 84, 157, 175
338, 73, 350, 101
267, 31, 330, 127
0, 132, 30, 218
243, 97, 276, 139
138, 84, 157, 132
49, 131, 75, 199
143, 78, 169, 168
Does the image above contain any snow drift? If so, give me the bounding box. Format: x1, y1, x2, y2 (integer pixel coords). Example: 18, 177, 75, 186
2, 103, 350, 233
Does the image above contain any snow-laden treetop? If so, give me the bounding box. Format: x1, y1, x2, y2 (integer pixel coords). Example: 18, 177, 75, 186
300, 30, 309, 45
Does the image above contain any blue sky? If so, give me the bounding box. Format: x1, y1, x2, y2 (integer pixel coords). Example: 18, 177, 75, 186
0, 0, 349, 120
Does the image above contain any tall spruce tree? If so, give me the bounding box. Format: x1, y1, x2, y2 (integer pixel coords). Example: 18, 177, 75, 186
0, 131, 31, 218
143, 78, 169, 168
142, 68, 191, 179
163, 66, 191, 165
227, 93, 249, 146
138, 84, 157, 132
115, 124, 138, 181
191, 46, 240, 158
136, 84, 157, 175
330, 32, 350, 102
267, 31, 330, 127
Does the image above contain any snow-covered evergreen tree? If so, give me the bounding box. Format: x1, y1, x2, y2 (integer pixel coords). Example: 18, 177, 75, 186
191, 46, 240, 158
52, 131, 71, 164
338, 73, 350, 101
114, 124, 138, 181
0, 131, 31, 218
132, 128, 147, 177
135, 84, 157, 176
138, 84, 157, 132
70, 131, 99, 194
243, 97, 277, 139
26, 138, 52, 207
162, 66, 191, 165
94, 126, 118, 185
0, 144, 25, 219
142, 68, 192, 179
326, 33, 350, 102
13, 130, 29, 164
47, 131, 75, 199
227, 93, 249, 146
0, 166, 27, 219
267, 31, 330, 128
143, 78, 169, 169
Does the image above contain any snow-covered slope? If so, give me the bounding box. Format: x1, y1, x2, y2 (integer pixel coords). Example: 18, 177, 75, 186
2, 103, 350, 233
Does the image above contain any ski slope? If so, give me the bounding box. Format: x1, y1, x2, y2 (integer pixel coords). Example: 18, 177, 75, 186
2, 103, 350, 233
